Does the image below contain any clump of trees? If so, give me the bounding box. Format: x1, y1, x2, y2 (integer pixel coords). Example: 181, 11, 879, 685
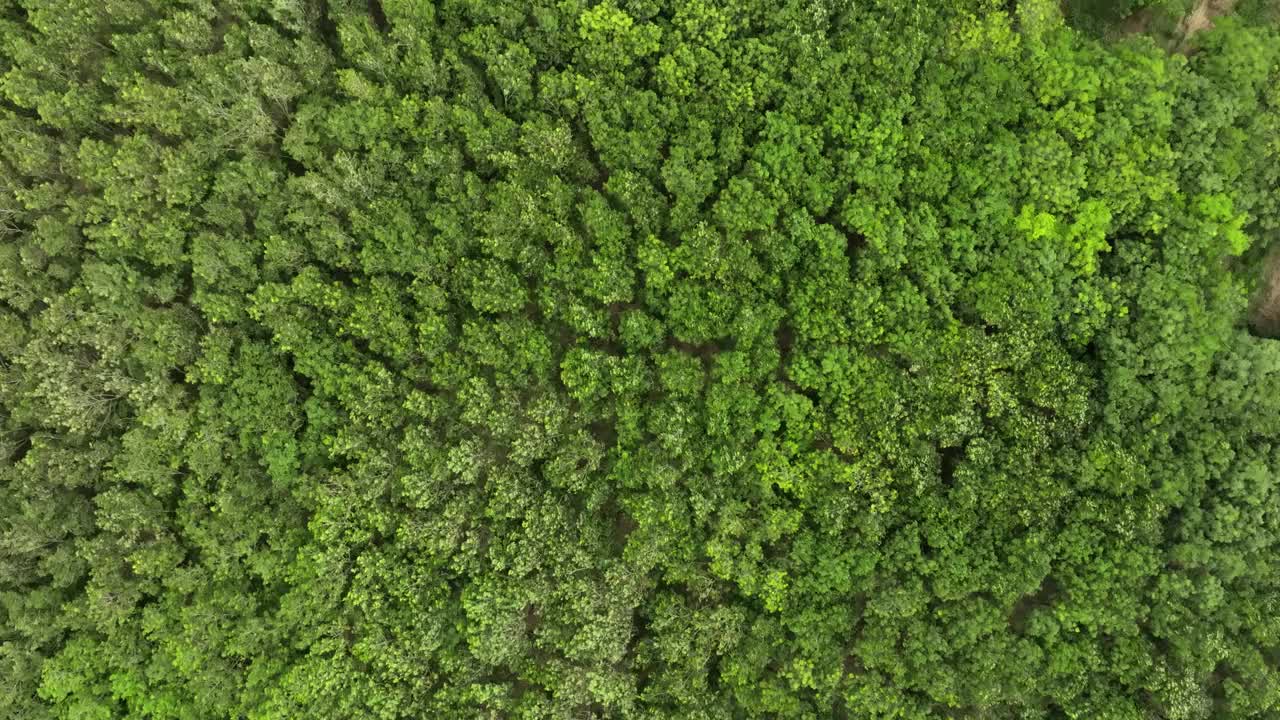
2, 0, 1280, 717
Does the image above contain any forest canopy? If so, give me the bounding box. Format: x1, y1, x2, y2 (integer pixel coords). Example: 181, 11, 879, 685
3, 0, 1280, 717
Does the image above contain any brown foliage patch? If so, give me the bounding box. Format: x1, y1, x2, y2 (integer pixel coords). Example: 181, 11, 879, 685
1250, 245, 1280, 338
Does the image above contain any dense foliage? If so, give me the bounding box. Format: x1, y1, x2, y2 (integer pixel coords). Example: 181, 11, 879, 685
2, 0, 1280, 717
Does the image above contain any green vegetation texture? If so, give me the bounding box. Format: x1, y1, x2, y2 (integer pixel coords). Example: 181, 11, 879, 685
2, 0, 1280, 717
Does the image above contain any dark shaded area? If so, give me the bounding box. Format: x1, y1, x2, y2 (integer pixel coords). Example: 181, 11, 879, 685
368, 0, 388, 32
938, 442, 964, 487
1008, 576, 1061, 633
